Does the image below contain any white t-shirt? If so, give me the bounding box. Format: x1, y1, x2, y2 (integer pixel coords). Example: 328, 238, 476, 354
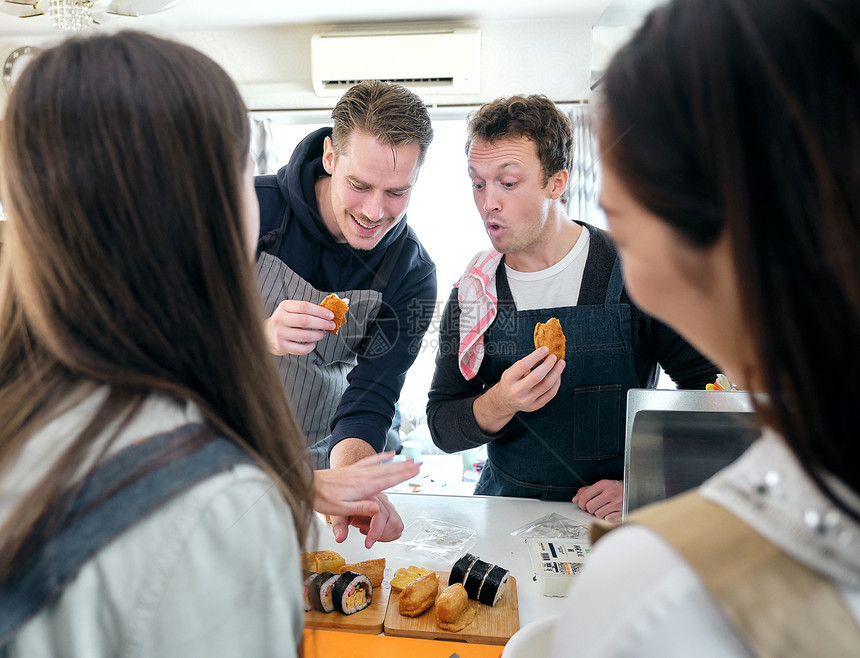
506, 225, 590, 310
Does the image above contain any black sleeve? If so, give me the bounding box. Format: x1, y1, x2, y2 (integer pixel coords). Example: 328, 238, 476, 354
426, 286, 505, 453
254, 175, 285, 236
628, 292, 720, 390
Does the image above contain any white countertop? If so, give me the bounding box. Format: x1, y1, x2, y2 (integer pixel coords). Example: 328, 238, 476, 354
307, 491, 594, 629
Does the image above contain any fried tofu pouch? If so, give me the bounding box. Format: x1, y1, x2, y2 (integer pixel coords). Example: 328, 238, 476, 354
534, 317, 566, 360
398, 572, 439, 617
339, 558, 385, 588
435, 583, 477, 631
320, 293, 349, 335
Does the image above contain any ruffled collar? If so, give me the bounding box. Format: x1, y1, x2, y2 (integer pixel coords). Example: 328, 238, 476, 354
702, 429, 860, 587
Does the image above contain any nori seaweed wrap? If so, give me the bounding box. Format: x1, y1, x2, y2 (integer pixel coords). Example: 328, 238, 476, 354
308, 571, 339, 612
331, 571, 373, 614
477, 564, 510, 606
464, 559, 492, 599
449, 553, 479, 586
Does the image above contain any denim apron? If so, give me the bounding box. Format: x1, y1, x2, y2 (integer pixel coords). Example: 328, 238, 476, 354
474, 257, 640, 500
256, 206, 406, 468
0, 425, 254, 647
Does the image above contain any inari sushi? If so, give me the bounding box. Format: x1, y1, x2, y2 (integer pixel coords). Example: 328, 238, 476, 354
331, 571, 372, 615
308, 571, 339, 613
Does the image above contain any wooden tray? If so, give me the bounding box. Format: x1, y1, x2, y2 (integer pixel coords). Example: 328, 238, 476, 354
383, 571, 519, 645
305, 583, 391, 635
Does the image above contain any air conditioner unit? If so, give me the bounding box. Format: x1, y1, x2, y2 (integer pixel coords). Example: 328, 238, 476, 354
311, 26, 481, 97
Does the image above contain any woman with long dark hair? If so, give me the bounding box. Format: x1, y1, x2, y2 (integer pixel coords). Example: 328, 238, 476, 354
0, 32, 414, 656
553, 0, 860, 654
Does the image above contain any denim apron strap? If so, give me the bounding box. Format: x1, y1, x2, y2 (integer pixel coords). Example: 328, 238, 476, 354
605, 256, 624, 304
0, 424, 254, 647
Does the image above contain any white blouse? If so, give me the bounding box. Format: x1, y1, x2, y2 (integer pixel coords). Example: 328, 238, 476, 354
551, 430, 860, 656
3, 386, 305, 658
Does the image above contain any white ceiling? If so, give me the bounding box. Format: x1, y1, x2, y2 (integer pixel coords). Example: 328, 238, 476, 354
0, 0, 614, 38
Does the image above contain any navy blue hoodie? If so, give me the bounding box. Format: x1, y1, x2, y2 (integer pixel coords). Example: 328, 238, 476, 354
255, 127, 437, 452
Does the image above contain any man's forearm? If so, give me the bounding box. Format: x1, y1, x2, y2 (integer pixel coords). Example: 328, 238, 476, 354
329, 437, 377, 469
472, 386, 515, 434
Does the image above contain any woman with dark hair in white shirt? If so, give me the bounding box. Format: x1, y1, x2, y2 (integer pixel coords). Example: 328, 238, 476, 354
554, 0, 860, 655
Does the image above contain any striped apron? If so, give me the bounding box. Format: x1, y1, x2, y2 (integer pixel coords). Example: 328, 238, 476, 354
256, 205, 407, 468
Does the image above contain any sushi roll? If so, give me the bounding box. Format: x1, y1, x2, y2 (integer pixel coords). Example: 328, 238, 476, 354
308, 571, 339, 613
464, 559, 492, 599
448, 553, 510, 607
477, 564, 510, 606
331, 571, 372, 615
302, 571, 315, 612
448, 553, 479, 587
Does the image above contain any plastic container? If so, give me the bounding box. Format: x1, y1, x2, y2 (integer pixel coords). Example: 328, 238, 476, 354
525, 537, 591, 597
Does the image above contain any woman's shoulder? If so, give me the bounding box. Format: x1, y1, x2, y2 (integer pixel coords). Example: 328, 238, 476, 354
15, 463, 303, 657
702, 431, 860, 586
115, 461, 300, 590
550, 523, 751, 657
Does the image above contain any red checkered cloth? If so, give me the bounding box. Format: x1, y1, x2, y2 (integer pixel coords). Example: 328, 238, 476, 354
455, 249, 504, 380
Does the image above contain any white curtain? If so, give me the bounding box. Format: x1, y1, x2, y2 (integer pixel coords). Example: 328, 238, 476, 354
249, 115, 279, 175
567, 104, 605, 229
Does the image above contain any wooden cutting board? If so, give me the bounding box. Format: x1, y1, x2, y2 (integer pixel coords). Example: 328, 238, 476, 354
305, 582, 391, 635
383, 571, 519, 645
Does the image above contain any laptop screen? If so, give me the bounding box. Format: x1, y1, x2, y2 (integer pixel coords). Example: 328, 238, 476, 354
622, 389, 760, 518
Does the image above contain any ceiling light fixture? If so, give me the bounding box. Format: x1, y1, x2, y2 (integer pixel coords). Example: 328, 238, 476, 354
47, 0, 93, 32
0, 0, 189, 32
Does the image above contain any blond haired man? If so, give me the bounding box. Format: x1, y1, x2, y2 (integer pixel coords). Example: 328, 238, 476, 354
255, 81, 436, 545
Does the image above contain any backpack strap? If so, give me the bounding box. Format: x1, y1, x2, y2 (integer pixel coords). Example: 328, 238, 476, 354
593, 490, 860, 658
0, 423, 255, 646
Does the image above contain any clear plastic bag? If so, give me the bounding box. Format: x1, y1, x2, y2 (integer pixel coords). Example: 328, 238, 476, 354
396, 512, 477, 566
509, 512, 589, 539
